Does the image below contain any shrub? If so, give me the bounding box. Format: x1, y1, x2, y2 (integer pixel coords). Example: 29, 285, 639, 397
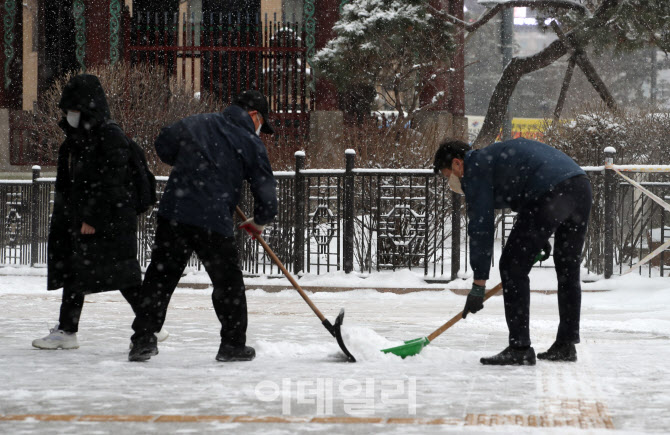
28, 62, 222, 175
305, 113, 444, 169
542, 104, 670, 166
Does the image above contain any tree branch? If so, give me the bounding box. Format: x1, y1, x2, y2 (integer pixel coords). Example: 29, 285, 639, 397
379, 88, 397, 110
553, 53, 576, 120
551, 21, 618, 112
472, 0, 621, 148
429, 0, 589, 34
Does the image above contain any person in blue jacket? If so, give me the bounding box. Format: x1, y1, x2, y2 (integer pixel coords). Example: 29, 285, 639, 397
129, 90, 278, 362
433, 138, 592, 365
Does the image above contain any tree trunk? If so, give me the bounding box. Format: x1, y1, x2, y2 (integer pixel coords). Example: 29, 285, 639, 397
552, 21, 618, 112
472, 0, 621, 148
554, 54, 576, 121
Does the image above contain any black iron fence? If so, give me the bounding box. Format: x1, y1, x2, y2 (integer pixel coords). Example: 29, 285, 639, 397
3, 148, 670, 281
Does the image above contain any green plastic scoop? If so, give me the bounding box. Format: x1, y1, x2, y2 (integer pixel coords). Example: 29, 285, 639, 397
380, 282, 503, 358
381, 337, 431, 358
382, 251, 548, 358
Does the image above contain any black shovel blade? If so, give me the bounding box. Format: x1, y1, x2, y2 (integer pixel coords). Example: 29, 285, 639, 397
322, 309, 356, 363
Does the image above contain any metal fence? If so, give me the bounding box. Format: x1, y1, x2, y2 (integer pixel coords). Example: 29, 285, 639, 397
3, 148, 670, 281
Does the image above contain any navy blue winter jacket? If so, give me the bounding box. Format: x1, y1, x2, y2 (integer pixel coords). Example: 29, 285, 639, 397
155, 105, 278, 236
461, 139, 585, 280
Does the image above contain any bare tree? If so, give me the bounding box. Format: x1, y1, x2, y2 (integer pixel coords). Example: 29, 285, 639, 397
431, 0, 622, 147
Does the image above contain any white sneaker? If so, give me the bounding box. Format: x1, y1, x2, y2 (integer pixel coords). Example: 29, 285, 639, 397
32, 325, 79, 350
129, 328, 169, 349
155, 328, 169, 342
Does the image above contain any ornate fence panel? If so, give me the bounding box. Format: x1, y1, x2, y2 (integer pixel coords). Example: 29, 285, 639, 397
0, 181, 32, 264
136, 178, 202, 270
352, 169, 455, 279
238, 173, 296, 276
302, 170, 343, 274
32, 178, 54, 265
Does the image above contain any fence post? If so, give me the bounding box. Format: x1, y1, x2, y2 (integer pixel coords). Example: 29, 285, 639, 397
604, 146, 616, 279
343, 149, 356, 273
294, 151, 306, 274
30, 165, 41, 267
451, 191, 461, 280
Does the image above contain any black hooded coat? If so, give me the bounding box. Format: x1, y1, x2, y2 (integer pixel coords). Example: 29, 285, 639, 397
47, 74, 141, 293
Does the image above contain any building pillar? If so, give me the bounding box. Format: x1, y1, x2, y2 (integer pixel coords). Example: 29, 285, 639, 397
0, 0, 23, 174
313, 0, 339, 111
85, 0, 110, 68
308, 0, 343, 151
22, 0, 38, 111
38, 1, 77, 97
0, 0, 24, 109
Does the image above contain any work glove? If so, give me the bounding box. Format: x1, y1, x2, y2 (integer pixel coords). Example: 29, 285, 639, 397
239, 218, 266, 240
536, 241, 552, 262
462, 283, 485, 319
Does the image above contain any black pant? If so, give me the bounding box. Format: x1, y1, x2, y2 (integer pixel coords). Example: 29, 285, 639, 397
131, 217, 247, 347
499, 175, 592, 348
58, 286, 141, 333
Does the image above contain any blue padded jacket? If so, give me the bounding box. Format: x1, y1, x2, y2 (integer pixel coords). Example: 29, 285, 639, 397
461, 139, 585, 280
155, 105, 277, 236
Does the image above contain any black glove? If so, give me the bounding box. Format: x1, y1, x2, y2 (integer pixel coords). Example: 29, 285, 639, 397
462, 283, 485, 319
536, 241, 552, 263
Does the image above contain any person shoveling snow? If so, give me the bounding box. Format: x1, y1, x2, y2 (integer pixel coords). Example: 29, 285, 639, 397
425, 138, 591, 366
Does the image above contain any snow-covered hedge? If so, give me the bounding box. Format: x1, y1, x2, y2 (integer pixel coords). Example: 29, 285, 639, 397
543, 106, 670, 166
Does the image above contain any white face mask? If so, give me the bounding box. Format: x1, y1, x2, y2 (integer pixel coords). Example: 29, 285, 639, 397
66, 111, 81, 128
255, 113, 262, 136
448, 173, 464, 194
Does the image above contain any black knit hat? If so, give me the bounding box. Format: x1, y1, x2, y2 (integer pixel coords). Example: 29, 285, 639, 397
433, 140, 471, 173
233, 90, 275, 135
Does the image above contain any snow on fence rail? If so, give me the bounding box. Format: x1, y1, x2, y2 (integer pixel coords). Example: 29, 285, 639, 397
3, 148, 670, 280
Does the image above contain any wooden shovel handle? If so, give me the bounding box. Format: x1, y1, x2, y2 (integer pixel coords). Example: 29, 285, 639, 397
235, 206, 327, 322
426, 282, 504, 342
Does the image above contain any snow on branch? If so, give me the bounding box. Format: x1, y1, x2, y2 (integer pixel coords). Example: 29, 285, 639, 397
429, 0, 590, 34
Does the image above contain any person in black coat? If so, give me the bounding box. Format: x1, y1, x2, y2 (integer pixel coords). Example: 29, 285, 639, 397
33, 74, 156, 349
434, 139, 592, 365
128, 90, 278, 362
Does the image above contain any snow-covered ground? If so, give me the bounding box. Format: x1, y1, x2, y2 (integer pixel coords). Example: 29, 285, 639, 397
1, 268, 669, 434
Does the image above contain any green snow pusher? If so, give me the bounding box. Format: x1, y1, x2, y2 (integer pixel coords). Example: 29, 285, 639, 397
381, 249, 549, 359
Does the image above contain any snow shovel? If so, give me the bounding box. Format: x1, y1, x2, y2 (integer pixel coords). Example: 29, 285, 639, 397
380, 282, 503, 358
236, 206, 356, 362
381, 249, 549, 359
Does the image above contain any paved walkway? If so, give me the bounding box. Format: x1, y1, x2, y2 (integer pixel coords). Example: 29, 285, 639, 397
1, 276, 668, 434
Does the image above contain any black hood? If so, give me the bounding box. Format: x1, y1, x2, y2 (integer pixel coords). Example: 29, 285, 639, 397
59, 74, 111, 128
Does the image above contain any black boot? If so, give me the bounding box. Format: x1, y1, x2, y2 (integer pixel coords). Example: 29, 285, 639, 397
128, 334, 158, 362
480, 346, 536, 366
537, 342, 577, 362
216, 344, 256, 362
